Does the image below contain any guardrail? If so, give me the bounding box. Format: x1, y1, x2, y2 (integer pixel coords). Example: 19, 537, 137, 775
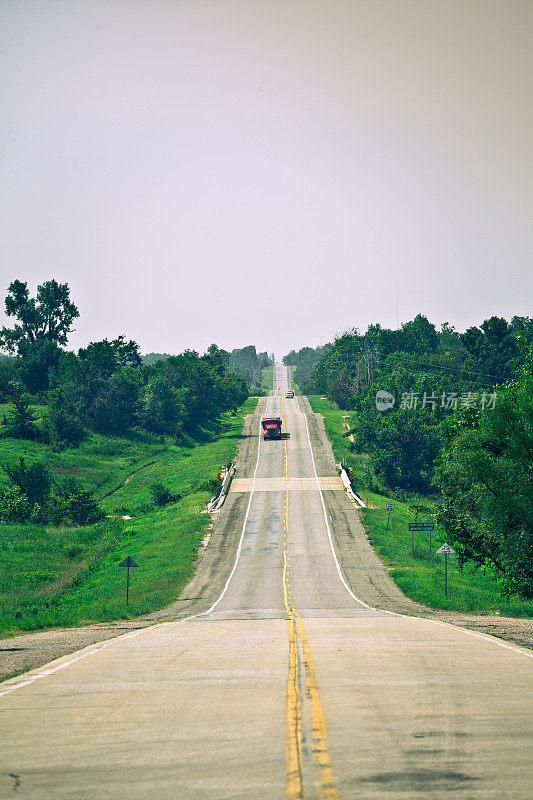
207, 463, 236, 512
339, 466, 367, 508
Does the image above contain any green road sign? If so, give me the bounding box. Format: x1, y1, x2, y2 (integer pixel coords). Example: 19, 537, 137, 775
408, 522, 435, 532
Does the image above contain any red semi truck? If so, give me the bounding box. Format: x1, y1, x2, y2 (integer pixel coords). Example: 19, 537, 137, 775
261, 417, 282, 440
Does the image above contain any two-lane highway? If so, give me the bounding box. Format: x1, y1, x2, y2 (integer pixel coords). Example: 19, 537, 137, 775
1, 365, 532, 799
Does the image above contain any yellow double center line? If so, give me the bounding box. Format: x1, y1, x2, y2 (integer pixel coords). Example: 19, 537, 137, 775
281, 395, 339, 800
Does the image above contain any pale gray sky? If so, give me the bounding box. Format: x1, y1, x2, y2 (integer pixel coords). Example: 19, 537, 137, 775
1, 0, 532, 357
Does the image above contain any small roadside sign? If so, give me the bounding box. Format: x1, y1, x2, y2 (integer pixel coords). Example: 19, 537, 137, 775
436, 543, 455, 596
409, 522, 435, 532
408, 520, 435, 556
436, 543, 455, 554
119, 555, 139, 567
386, 501, 394, 531
119, 556, 139, 604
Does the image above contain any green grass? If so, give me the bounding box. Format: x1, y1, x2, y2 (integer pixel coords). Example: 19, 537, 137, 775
101, 403, 255, 516
307, 394, 533, 617
0, 402, 48, 419
0, 430, 169, 500
307, 395, 370, 495
0, 397, 258, 635
261, 365, 274, 392
0, 401, 48, 434
365, 495, 533, 616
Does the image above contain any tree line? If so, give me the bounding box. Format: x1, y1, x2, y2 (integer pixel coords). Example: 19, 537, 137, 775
0, 279, 260, 525
285, 314, 533, 597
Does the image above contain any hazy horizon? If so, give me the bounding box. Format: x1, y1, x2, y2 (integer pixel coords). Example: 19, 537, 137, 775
1, 0, 532, 359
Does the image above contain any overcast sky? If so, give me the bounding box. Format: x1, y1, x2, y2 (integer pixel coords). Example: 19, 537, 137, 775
1, 0, 532, 358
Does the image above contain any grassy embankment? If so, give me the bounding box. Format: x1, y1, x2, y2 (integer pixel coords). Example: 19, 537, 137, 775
307, 395, 533, 617
0, 397, 258, 635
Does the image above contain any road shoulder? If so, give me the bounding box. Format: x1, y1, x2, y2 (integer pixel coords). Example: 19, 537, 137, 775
0, 398, 267, 682
300, 395, 533, 651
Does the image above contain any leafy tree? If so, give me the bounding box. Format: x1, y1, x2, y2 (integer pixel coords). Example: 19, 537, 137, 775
509, 315, 533, 343
16, 339, 61, 393
437, 351, 533, 597
139, 350, 248, 434
228, 345, 272, 387
111, 335, 143, 367
2, 393, 40, 440
157, 351, 219, 430
58, 340, 142, 434
77, 338, 120, 380
358, 407, 442, 493
0, 358, 18, 401
3, 458, 52, 506
42, 390, 85, 449
306, 331, 361, 398
1, 460, 104, 525
84, 367, 140, 435
139, 373, 188, 435
53, 479, 104, 524
400, 314, 439, 354
284, 345, 330, 389
0, 280, 79, 391
203, 344, 230, 377
219, 371, 248, 410
0, 279, 79, 350
461, 316, 521, 382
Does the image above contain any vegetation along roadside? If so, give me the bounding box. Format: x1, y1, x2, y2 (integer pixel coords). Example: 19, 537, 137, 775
0, 397, 258, 635
0, 278, 267, 636
299, 313, 533, 616
307, 394, 533, 616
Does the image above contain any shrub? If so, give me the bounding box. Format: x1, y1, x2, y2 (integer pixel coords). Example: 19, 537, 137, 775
150, 482, 178, 507
2, 393, 39, 440
64, 489, 105, 524
54, 479, 105, 525
3, 458, 52, 505
43, 391, 85, 449
0, 485, 31, 522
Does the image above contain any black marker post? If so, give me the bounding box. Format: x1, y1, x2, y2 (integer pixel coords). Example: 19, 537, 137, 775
119, 556, 139, 605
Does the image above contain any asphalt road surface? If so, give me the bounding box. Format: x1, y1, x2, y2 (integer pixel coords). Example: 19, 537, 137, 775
1, 366, 532, 799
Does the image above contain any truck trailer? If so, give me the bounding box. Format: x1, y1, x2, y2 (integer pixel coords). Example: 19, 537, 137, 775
261, 417, 282, 440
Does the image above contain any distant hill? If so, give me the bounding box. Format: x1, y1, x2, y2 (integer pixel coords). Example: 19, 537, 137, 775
141, 352, 174, 365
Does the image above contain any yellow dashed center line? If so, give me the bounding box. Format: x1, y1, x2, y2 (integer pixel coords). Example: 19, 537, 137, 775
281, 389, 339, 800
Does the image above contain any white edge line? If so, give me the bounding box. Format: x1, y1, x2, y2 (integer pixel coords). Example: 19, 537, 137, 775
0, 394, 270, 698
180, 395, 267, 621
300, 404, 533, 659
2, 387, 531, 698
302, 411, 376, 613
0, 625, 163, 698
